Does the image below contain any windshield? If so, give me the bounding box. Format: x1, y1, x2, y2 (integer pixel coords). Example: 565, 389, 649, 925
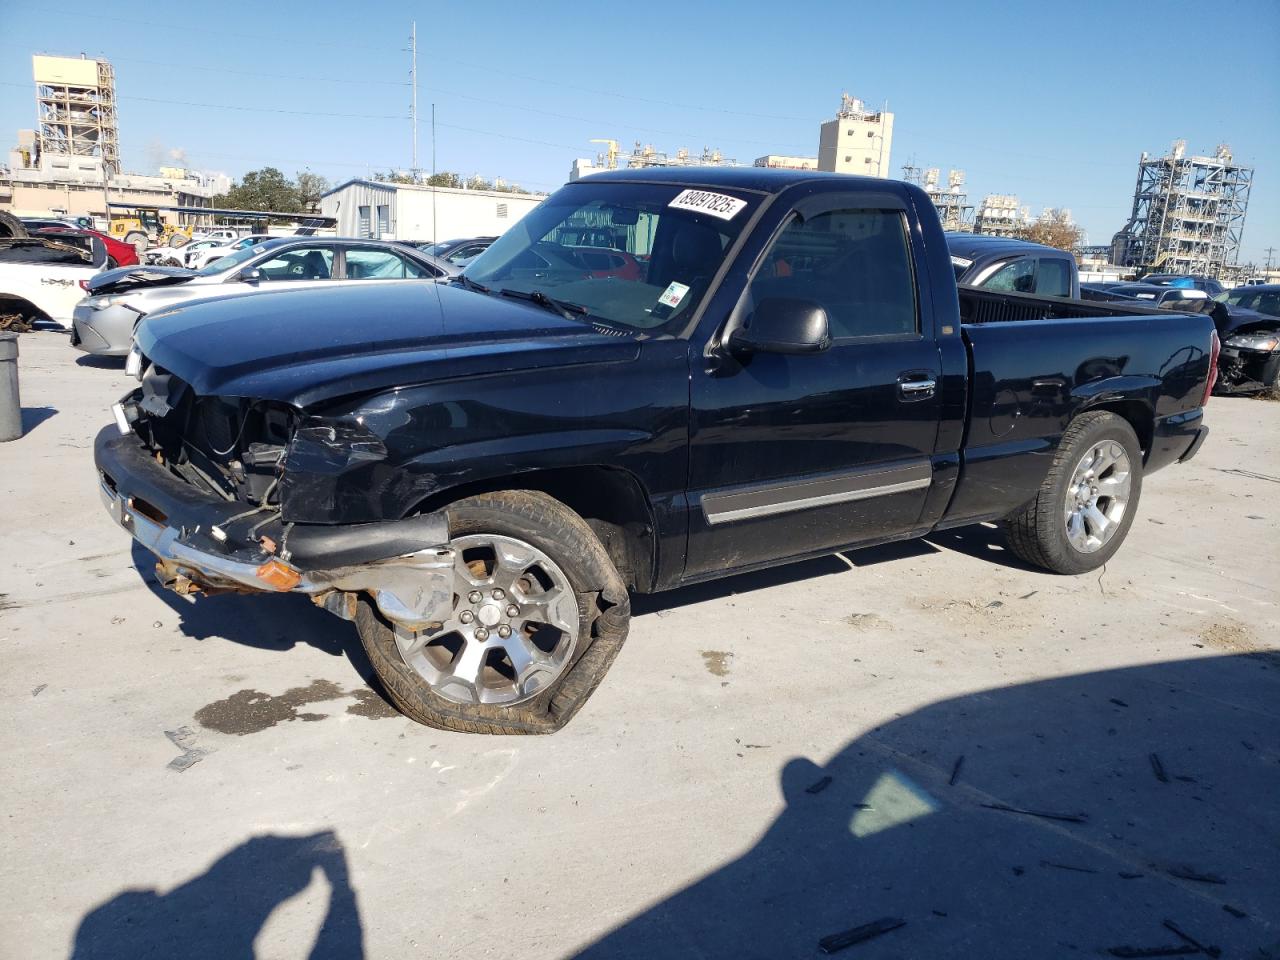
1217, 289, 1280, 317
197, 243, 273, 276
462, 182, 759, 333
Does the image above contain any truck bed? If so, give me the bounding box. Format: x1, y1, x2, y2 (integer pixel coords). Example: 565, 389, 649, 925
958, 285, 1166, 325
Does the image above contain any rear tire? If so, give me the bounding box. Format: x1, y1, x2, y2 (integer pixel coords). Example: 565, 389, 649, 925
0, 211, 27, 239
125, 231, 148, 253
355, 491, 630, 734
1001, 411, 1143, 574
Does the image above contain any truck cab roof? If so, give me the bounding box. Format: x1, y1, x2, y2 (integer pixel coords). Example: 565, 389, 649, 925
576, 166, 904, 195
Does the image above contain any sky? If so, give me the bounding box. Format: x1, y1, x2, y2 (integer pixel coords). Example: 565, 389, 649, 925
2, 0, 1277, 264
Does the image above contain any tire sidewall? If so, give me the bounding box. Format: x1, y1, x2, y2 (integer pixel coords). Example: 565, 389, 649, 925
356, 492, 626, 733
1043, 415, 1143, 574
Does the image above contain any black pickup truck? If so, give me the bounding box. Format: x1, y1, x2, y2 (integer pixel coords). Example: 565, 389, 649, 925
95, 168, 1217, 734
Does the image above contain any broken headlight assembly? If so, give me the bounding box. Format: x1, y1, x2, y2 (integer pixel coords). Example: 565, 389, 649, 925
1224, 332, 1280, 353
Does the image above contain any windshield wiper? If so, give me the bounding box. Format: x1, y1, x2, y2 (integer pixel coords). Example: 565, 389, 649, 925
499, 288, 587, 322
453, 274, 490, 294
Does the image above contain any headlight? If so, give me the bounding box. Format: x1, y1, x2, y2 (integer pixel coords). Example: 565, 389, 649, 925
125, 344, 145, 380
1224, 333, 1280, 352
90, 295, 134, 309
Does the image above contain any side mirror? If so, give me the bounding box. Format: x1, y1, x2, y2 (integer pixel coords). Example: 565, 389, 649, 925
240, 267, 262, 283
728, 298, 830, 355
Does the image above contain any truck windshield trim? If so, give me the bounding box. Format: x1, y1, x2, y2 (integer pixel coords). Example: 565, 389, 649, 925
461, 182, 762, 336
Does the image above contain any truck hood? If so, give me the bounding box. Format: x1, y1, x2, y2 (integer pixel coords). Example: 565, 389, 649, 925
135, 281, 640, 407
87, 264, 197, 295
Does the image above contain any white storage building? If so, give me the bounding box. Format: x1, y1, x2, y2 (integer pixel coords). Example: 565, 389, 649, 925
319, 179, 545, 243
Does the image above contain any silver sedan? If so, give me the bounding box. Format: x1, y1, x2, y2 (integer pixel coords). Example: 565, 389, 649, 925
71, 237, 458, 357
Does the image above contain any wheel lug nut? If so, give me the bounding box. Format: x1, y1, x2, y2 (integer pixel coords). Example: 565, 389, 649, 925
459, 610, 475, 624
506, 604, 520, 618
468, 591, 482, 603
492, 588, 505, 600
497, 625, 512, 639
474, 627, 489, 641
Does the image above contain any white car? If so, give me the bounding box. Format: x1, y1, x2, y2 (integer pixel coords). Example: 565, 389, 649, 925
190, 228, 242, 244
187, 234, 276, 270
144, 238, 222, 267
0, 235, 108, 330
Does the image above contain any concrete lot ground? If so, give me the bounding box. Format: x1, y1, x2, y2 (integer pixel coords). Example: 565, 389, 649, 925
2, 329, 1278, 959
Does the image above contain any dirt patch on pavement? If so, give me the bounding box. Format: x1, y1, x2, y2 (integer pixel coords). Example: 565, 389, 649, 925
1200, 619, 1280, 666
700, 650, 733, 677
843, 613, 891, 630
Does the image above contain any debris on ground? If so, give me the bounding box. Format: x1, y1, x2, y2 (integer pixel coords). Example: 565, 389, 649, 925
0, 313, 31, 333
805, 775, 833, 795
164, 726, 210, 772
818, 916, 905, 954
1106, 945, 1200, 958
1163, 865, 1226, 885
980, 802, 1088, 824
31, 684, 46, 697
1162, 919, 1221, 958
1040, 860, 1099, 874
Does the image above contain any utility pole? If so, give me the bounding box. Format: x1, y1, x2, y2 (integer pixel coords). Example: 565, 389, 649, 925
410, 21, 418, 180
1264, 246, 1276, 272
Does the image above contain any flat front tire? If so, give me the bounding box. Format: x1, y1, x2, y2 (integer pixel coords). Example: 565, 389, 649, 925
1001, 411, 1143, 574
355, 491, 630, 734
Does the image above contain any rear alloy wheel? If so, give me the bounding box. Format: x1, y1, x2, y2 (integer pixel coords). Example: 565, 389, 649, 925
355, 491, 630, 734
1002, 411, 1143, 574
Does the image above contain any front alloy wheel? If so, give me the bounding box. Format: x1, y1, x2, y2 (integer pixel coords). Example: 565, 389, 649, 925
393, 533, 580, 706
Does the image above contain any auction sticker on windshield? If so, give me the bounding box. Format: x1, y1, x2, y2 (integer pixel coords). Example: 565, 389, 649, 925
658, 281, 690, 309
669, 189, 747, 221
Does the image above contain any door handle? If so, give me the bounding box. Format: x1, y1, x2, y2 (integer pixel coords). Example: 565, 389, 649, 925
898, 375, 937, 400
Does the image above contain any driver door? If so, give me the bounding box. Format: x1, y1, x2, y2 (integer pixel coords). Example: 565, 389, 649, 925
684, 200, 942, 580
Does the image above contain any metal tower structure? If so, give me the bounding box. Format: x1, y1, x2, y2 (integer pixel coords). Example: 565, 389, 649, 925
1112, 140, 1252, 277
32, 54, 120, 176
902, 164, 973, 231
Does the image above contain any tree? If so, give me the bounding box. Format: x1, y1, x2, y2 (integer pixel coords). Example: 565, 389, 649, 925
296, 170, 331, 213
1019, 208, 1083, 253
213, 167, 301, 213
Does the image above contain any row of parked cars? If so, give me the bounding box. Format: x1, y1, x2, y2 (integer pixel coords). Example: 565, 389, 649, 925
0, 223, 496, 351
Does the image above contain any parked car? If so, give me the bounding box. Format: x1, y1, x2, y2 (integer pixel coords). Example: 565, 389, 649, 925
95, 168, 1216, 733
1137, 274, 1225, 296
0, 234, 108, 330
418, 236, 496, 266
23, 220, 139, 269
185, 234, 277, 270
946, 233, 1079, 298
1205, 284, 1280, 396
72, 237, 458, 356
145, 237, 223, 267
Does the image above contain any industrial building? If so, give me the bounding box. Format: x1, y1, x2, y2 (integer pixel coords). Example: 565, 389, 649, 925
320, 179, 543, 242
903, 165, 972, 231
817, 94, 893, 179
1111, 140, 1253, 278
570, 140, 738, 181
33, 54, 119, 177
974, 194, 1031, 237
2, 55, 218, 225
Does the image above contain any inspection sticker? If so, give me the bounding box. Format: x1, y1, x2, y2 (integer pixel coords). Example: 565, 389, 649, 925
658, 281, 691, 309
668, 189, 747, 221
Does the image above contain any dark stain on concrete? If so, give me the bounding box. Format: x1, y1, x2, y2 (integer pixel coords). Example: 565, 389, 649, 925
700, 650, 733, 677
346, 688, 400, 719
0, 593, 17, 612
195, 679, 346, 735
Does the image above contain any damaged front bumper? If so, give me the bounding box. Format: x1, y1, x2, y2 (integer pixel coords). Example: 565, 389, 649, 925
94, 425, 455, 631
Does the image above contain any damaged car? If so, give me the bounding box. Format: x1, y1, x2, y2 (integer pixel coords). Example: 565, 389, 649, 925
96, 168, 1217, 734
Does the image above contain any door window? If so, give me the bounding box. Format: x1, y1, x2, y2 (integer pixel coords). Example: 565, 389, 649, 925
255, 247, 334, 281
344, 248, 436, 280
1035, 258, 1071, 297
983, 258, 1036, 293
749, 209, 917, 338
